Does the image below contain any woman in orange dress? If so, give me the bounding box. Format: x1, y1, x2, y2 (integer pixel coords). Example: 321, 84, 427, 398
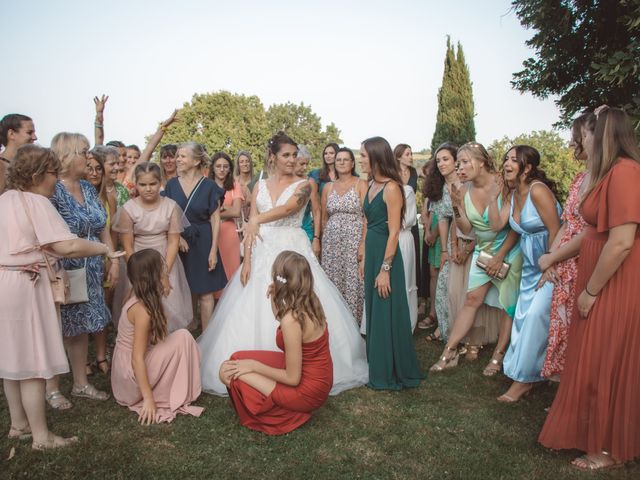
538, 107, 640, 470
219, 251, 333, 435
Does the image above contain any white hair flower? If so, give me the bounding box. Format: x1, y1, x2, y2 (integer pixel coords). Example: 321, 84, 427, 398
276, 275, 287, 284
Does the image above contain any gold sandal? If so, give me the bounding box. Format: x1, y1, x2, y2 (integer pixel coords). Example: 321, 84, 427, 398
429, 346, 459, 372
482, 350, 505, 377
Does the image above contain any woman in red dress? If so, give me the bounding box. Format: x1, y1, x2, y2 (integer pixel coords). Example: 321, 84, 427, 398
538, 107, 640, 470
219, 250, 333, 435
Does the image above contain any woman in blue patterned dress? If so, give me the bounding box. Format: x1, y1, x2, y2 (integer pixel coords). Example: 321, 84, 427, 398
45, 133, 119, 409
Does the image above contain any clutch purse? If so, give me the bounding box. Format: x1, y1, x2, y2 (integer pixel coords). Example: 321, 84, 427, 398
476, 250, 510, 280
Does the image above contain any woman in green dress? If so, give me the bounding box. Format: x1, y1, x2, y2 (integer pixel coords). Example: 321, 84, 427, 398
430, 142, 523, 376
359, 137, 424, 390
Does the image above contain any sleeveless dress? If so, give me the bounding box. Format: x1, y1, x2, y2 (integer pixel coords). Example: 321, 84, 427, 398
50, 180, 111, 336
539, 159, 640, 462
464, 189, 523, 317
363, 182, 424, 390
111, 297, 204, 423
503, 184, 562, 383
228, 326, 333, 435
541, 172, 588, 379
0, 191, 76, 380
321, 185, 364, 322
113, 197, 193, 332
198, 179, 368, 396
432, 184, 453, 339
163, 177, 227, 295
215, 181, 243, 297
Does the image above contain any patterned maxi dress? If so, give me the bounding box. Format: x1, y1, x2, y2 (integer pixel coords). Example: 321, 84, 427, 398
432, 185, 453, 339
51, 180, 111, 336
321, 186, 364, 322
541, 172, 587, 379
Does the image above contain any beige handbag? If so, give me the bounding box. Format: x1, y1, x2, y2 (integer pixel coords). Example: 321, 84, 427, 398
476, 250, 510, 280
20, 191, 88, 304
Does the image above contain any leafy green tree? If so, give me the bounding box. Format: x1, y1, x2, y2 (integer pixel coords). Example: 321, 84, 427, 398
266, 102, 342, 167
511, 0, 640, 130
159, 91, 271, 169
488, 130, 583, 202
431, 37, 476, 151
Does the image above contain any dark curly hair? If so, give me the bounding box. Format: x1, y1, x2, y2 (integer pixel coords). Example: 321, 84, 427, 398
505, 145, 558, 197
422, 143, 458, 202
7, 144, 60, 191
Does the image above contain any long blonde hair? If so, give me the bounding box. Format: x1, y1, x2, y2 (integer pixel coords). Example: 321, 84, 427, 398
583, 107, 640, 199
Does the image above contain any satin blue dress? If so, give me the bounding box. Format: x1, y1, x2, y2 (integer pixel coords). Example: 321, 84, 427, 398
503, 183, 562, 383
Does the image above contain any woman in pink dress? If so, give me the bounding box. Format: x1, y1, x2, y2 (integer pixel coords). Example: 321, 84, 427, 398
538, 112, 595, 380
220, 251, 333, 435
0, 145, 122, 449
208, 152, 243, 295
111, 248, 204, 424
114, 162, 193, 332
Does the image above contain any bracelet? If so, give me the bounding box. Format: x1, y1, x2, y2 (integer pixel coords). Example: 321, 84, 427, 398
313, 235, 320, 240
94, 123, 103, 128
585, 286, 598, 297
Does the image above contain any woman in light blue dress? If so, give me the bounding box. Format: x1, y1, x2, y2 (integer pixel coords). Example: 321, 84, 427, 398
489, 145, 561, 402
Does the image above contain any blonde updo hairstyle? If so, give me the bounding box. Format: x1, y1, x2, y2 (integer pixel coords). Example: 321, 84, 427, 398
179, 141, 209, 171
457, 141, 497, 176
269, 251, 326, 329
50, 132, 90, 175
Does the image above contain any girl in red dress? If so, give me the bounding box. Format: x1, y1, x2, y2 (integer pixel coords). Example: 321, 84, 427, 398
219, 250, 333, 435
539, 107, 640, 470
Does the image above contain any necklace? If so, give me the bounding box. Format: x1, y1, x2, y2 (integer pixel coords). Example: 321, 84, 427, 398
106, 185, 115, 193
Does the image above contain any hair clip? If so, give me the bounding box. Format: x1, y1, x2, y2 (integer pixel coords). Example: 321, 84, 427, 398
276, 275, 287, 284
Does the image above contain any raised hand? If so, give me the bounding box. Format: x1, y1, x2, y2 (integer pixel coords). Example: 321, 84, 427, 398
489, 174, 504, 200
450, 182, 463, 207
93, 95, 109, 114
160, 109, 178, 130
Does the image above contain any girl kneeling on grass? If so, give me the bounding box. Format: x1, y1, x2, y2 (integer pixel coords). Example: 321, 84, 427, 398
111, 249, 204, 424
219, 251, 333, 435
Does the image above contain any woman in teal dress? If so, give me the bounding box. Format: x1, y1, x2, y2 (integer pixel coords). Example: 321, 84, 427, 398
359, 136, 424, 390
490, 146, 561, 402
430, 142, 523, 376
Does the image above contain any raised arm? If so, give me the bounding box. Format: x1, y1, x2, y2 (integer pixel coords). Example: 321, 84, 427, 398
487, 175, 511, 232
450, 183, 473, 235
139, 110, 178, 163
93, 95, 108, 146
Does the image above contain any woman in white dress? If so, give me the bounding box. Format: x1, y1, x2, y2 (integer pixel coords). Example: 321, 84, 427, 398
198, 132, 368, 396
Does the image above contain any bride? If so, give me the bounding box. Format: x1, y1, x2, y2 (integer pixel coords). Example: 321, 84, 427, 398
198, 132, 368, 396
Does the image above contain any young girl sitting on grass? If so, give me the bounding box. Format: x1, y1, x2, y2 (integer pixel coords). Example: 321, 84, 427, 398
111, 249, 204, 424
219, 250, 333, 435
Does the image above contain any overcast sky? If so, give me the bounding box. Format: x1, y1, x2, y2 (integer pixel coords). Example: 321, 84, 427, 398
2, 0, 564, 152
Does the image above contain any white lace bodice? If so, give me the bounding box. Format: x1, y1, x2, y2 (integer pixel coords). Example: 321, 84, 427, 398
255, 179, 307, 228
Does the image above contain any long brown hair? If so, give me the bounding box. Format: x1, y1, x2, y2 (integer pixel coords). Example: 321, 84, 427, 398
269, 251, 326, 329
209, 152, 235, 191
571, 112, 596, 160
584, 107, 640, 199
506, 145, 558, 197
362, 136, 406, 220
319, 142, 339, 182
127, 249, 168, 345
423, 142, 458, 201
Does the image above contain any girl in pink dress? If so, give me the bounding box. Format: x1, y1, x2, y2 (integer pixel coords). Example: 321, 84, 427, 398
209, 152, 243, 297
111, 249, 204, 424
114, 162, 193, 332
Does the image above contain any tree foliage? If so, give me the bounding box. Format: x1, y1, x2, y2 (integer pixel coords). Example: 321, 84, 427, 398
511, 0, 640, 130
158, 91, 342, 170
488, 130, 582, 202
431, 37, 476, 151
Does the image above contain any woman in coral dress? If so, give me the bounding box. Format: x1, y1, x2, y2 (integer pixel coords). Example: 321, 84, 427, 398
114, 162, 193, 332
539, 107, 640, 470
111, 249, 203, 424
220, 251, 332, 435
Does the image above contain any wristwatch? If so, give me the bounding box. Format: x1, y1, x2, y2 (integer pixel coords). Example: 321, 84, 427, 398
381, 262, 392, 272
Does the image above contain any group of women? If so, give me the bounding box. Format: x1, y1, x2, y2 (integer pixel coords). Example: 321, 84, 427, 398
0, 102, 639, 471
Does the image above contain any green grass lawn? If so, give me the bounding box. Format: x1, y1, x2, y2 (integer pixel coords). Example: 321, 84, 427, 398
1, 333, 638, 479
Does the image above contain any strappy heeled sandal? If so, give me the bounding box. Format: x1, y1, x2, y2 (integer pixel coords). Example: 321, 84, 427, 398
482, 350, 505, 377
71, 383, 109, 401
429, 346, 459, 372
91, 358, 110, 374
417, 314, 436, 330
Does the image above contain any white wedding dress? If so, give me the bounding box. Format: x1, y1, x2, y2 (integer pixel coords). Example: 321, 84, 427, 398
198, 179, 369, 396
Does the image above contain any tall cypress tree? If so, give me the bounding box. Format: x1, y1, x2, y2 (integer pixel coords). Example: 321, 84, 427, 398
430, 38, 476, 151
